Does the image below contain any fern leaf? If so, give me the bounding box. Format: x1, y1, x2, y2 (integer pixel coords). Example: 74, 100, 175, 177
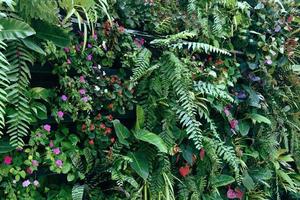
72, 184, 85, 200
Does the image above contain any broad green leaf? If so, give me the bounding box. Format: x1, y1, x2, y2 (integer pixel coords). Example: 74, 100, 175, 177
135, 105, 144, 130
239, 120, 250, 136
134, 129, 168, 153
22, 38, 46, 55
0, 18, 35, 40
242, 172, 255, 190
211, 175, 235, 187
247, 113, 271, 125
129, 152, 149, 180
112, 119, 130, 146
31, 20, 70, 47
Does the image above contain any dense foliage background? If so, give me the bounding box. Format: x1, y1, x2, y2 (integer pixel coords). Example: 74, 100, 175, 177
0, 0, 299, 199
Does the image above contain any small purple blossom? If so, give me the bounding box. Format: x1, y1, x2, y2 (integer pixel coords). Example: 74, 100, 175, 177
237, 91, 247, 100
81, 96, 89, 102
265, 59, 272, 65
92, 33, 98, 40
32, 160, 39, 167
87, 43, 92, 48
63, 47, 70, 53
22, 180, 31, 188
79, 89, 86, 95
67, 59, 71, 65
248, 73, 261, 82
53, 148, 61, 155
43, 124, 51, 132
87, 54, 93, 61
230, 119, 239, 129
61, 95, 68, 101
33, 180, 39, 186
55, 159, 63, 168
57, 111, 64, 118
224, 107, 230, 117
49, 140, 54, 148
274, 25, 281, 32
79, 76, 85, 83
75, 45, 80, 52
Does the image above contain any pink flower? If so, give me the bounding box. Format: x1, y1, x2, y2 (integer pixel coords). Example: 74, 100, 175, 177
227, 187, 237, 199
63, 47, 70, 53
92, 32, 98, 40
26, 167, 33, 174
230, 119, 239, 129
43, 124, 51, 132
53, 148, 60, 155
22, 180, 31, 187
67, 59, 71, 65
55, 159, 63, 168
32, 160, 39, 167
87, 43, 92, 48
49, 140, 54, 148
235, 188, 244, 200
3, 156, 12, 165
265, 59, 272, 65
79, 76, 85, 83
79, 89, 86, 95
81, 96, 89, 102
61, 95, 68, 101
134, 38, 145, 48
224, 107, 230, 116
200, 148, 205, 161
57, 111, 64, 118
87, 54, 93, 61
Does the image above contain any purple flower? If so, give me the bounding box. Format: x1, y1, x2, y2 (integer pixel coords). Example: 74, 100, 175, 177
81, 96, 89, 102
53, 148, 61, 155
79, 89, 86, 95
49, 140, 54, 148
33, 180, 39, 187
224, 107, 230, 117
92, 33, 98, 40
87, 54, 93, 61
230, 119, 239, 129
75, 45, 81, 52
265, 59, 272, 65
79, 76, 85, 83
22, 180, 31, 188
43, 124, 51, 132
274, 25, 281, 32
61, 95, 68, 101
63, 47, 70, 53
248, 73, 261, 82
237, 91, 247, 100
57, 111, 64, 118
67, 59, 71, 65
55, 159, 63, 168
32, 160, 39, 167
87, 43, 92, 48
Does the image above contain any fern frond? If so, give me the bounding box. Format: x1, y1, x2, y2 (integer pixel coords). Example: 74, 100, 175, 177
162, 52, 204, 149
150, 31, 197, 46
194, 81, 234, 102
172, 41, 231, 55
130, 48, 153, 84
72, 184, 85, 200
0, 40, 9, 137
5, 41, 32, 147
